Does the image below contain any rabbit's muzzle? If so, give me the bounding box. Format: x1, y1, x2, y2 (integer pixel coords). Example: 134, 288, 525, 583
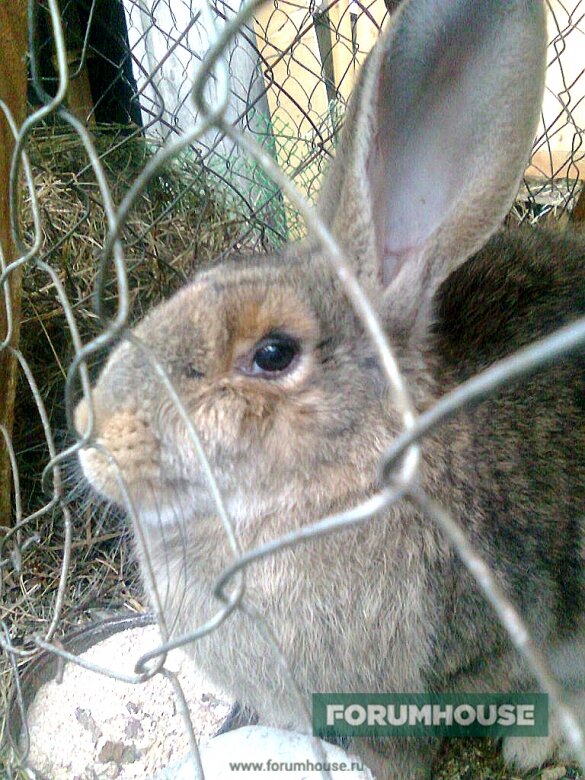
75, 394, 165, 508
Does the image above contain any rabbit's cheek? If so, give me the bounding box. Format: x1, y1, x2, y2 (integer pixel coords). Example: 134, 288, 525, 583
186, 382, 277, 451
187, 396, 244, 450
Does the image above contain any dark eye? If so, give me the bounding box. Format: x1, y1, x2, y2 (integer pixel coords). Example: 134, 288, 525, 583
252, 335, 300, 375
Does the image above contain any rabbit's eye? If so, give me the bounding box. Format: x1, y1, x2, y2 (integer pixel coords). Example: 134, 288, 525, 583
251, 335, 300, 375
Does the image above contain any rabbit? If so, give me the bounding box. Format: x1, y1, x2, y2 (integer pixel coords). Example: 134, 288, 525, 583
75, 0, 585, 776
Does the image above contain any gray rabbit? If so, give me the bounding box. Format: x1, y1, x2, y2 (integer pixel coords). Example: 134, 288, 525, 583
76, 0, 585, 776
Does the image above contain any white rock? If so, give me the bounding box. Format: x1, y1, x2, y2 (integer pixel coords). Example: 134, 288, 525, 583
153, 726, 374, 779
26, 625, 233, 780
539, 768, 567, 780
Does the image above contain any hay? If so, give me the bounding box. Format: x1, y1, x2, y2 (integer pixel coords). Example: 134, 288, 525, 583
15, 124, 247, 506
1, 124, 251, 778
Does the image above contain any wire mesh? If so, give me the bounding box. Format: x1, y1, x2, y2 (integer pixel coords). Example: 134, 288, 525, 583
1, 0, 585, 778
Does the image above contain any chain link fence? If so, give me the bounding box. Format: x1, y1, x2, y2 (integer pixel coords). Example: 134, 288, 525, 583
1, 0, 585, 777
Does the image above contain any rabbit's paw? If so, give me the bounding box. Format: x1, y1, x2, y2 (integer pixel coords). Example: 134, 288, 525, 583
503, 735, 556, 771
355, 737, 435, 780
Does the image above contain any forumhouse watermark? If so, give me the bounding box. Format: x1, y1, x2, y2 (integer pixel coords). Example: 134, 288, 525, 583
313, 694, 548, 738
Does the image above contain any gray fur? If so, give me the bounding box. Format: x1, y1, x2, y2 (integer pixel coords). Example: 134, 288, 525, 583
76, 0, 585, 776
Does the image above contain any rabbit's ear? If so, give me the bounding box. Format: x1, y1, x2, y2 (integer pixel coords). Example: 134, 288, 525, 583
318, 0, 547, 334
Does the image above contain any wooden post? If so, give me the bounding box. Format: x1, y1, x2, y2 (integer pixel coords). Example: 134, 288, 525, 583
352, 0, 387, 70
0, 3, 28, 526
254, 0, 330, 232
328, 0, 355, 104
570, 187, 585, 231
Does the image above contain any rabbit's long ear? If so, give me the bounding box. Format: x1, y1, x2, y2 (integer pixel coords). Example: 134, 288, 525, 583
318, 0, 547, 333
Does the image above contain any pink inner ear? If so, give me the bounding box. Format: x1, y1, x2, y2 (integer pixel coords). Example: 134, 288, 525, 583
367, 118, 448, 290
370, 64, 480, 287
380, 243, 425, 289
363, 1, 499, 294
334, 0, 545, 326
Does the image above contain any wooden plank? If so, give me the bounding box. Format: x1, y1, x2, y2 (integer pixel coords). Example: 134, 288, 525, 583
352, 0, 387, 69
59, 50, 96, 125
56, 1, 96, 124
328, 0, 355, 103
0, 2, 28, 526
570, 186, 585, 230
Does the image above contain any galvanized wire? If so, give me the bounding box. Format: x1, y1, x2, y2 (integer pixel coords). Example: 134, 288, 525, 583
1, 0, 585, 778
